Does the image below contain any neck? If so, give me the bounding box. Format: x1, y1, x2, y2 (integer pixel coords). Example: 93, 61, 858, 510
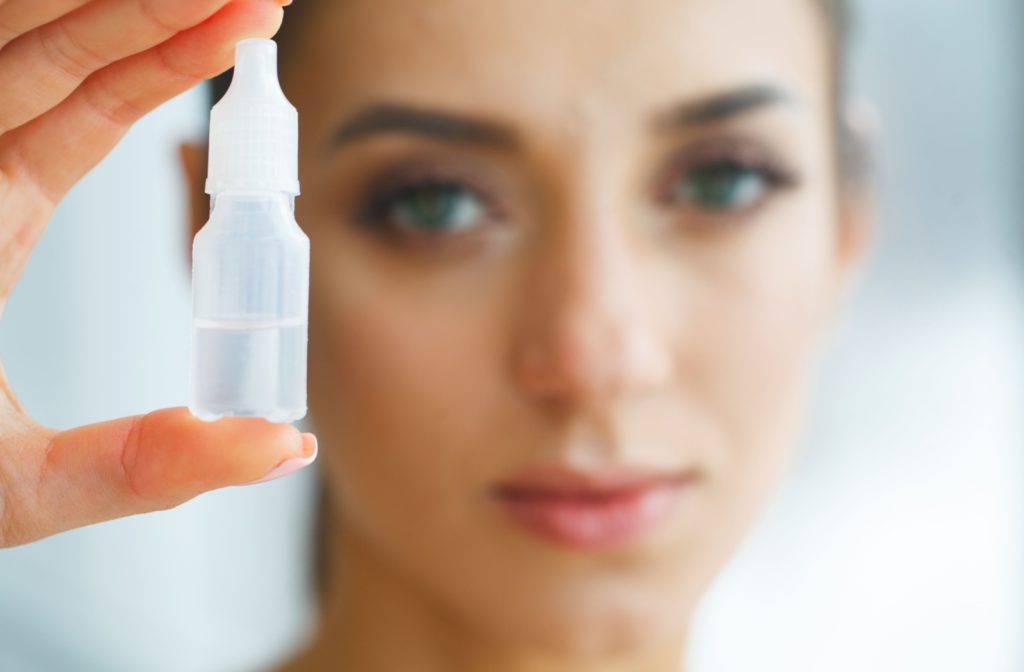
285, 520, 688, 672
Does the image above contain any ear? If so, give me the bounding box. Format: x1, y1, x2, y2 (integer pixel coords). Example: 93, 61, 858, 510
833, 100, 879, 302
815, 100, 878, 345
178, 142, 209, 266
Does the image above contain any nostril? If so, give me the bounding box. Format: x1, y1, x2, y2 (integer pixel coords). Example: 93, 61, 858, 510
513, 335, 595, 401
513, 314, 672, 406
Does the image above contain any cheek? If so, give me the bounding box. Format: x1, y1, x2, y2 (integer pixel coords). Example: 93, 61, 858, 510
678, 203, 835, 515
306, 250, 512, 549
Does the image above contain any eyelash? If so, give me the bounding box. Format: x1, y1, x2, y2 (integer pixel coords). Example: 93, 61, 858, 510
353, 167, 501, 244
655, 142, 801, 213
358, 180, 485, 221
351, 143, 800, 244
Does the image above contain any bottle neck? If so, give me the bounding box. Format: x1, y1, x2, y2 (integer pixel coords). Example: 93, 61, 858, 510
209, 190, 295, 214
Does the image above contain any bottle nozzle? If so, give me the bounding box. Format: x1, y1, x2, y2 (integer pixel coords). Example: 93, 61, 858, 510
205, 38, 300, 196
231, 38, 280, 96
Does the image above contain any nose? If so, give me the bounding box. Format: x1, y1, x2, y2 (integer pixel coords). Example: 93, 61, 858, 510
512, 212, 674, 411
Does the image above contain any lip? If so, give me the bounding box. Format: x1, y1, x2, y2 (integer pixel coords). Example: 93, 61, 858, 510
491, 464, 695, 550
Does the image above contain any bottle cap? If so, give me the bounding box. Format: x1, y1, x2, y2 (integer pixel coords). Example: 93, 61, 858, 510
206, 38, 299, 195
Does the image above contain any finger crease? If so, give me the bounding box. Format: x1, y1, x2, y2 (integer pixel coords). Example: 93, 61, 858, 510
0, 16, 16, 48
136, 0, 192, 35
120, 415, 146, 501
81, 73, 145, 131
36, 21, 99, 82
6, 142, 62, 211
151, 40, 204, 84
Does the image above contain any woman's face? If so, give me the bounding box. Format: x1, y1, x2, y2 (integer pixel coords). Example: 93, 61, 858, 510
283, 0, 861, 657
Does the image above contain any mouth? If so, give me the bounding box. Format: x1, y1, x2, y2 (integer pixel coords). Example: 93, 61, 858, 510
491, 464, 696, 550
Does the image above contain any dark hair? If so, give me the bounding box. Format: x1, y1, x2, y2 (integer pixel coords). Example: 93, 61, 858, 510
207, 0, 857, 604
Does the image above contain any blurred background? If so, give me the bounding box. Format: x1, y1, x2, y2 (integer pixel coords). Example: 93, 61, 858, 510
0, 0, 1021, 670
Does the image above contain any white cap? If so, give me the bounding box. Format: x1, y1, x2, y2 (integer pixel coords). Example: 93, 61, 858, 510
206, 39, 299, 195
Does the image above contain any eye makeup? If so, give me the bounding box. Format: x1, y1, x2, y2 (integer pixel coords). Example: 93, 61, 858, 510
333, 131, 803, 254
347, 156, 508, 250
653, 135, 802, 222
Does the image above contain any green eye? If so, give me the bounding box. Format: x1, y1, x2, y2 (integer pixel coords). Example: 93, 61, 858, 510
389, 183, 484, 233
677, 162, 770, 210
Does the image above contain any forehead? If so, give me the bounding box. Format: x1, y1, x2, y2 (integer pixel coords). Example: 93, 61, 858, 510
284, 0, 829, 135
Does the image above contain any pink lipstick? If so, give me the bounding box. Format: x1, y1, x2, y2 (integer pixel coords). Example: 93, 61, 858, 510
492, 465, 693, 550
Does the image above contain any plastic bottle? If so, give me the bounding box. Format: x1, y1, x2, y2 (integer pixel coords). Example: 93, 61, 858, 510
188, 38, 309, 423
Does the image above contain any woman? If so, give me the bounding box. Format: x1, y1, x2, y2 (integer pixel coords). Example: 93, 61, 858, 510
0, 0, 870, 669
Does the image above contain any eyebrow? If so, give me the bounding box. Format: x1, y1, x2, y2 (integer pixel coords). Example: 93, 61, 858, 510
328, 103, 517, 150
325, 84, 792, 152
653, 84, 793, 131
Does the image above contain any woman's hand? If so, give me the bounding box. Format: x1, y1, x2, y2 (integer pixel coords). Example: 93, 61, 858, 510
0, 0, 316, 548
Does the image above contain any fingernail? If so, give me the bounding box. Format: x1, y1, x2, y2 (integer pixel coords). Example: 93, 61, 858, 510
246, 433, 318, 485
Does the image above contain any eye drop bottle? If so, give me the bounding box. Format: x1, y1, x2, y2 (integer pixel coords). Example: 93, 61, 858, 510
189, 38, 309, 423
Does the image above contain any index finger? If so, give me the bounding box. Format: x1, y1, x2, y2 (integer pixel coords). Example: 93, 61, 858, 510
0, 0, 240, 135
0, 0, 91, 49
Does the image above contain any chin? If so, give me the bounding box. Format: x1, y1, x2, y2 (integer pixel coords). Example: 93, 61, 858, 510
458, 563, 700, 661
527, 593, 690, 661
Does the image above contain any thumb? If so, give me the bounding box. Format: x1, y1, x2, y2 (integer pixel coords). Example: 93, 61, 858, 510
0, 407, 317, 547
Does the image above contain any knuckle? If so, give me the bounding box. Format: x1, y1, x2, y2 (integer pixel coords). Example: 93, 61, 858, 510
136, 0, 193, 35
0, 17, 15, 49
80, 73, 144, 131
151, 40, 204, 84
2, 143, 56, 208
36, 21, 101, 82
119, 415, 149, 501
120, 414, 178, 510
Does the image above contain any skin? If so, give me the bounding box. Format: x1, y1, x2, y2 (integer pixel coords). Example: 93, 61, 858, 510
0, 0, 868, 669
182, 0, 870, 670
0, 0, 317, 549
